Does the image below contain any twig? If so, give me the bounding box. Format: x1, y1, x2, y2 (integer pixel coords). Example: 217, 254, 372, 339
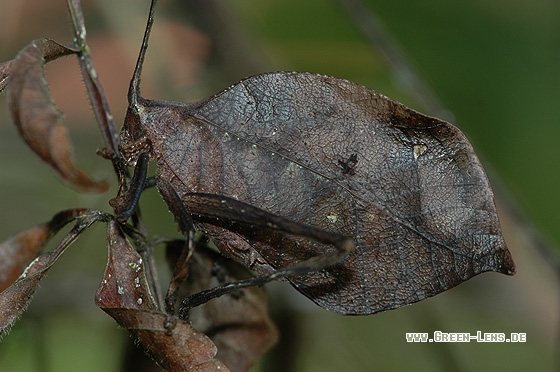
66, 0, 121, 159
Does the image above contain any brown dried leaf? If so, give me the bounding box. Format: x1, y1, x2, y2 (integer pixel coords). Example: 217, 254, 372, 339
95, 220, 158, 311
0, 209, 100, 336
172, 244, 279, 372
105, 308, 230, 372
0, 227, 50, 293
0, 208, 88, 291
96, 221, 229, 372
0, 253, 59, 337
7, 38, 108, 193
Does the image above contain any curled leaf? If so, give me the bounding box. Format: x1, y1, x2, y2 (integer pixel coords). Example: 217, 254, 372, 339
107, 308, 230, 372
95, 220, 158, 311
0, 209, 102, 337
0, 208, 89, 291
171, 243, 279, 372
96, 221, 229, 371
7, 38, 108, 193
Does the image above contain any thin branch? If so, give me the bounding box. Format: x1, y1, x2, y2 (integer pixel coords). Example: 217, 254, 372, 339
66, 0, 121, 159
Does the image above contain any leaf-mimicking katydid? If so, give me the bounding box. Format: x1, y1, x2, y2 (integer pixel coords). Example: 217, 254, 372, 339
116, 0, 515, 316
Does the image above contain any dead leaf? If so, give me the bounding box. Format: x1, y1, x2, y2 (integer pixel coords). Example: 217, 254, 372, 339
0, 208, 88, 291
95, 220, 158, 311
0, 209, 101, 337
96, 220, 229, 372
169, 242, 279, 372
7, 38, 108, 193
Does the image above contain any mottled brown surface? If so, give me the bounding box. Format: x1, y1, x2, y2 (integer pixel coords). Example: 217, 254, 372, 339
121, 71, 514, 315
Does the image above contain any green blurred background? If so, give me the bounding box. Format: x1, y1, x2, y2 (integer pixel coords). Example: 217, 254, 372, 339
1, 0, 558, 371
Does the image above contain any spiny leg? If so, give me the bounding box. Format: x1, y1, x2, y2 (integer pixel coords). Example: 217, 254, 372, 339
155, 180, 355, 317
156, 178, 197, 315
179, 244, 351, 317
109, 152, 149, 222
178, 192, 354, 251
